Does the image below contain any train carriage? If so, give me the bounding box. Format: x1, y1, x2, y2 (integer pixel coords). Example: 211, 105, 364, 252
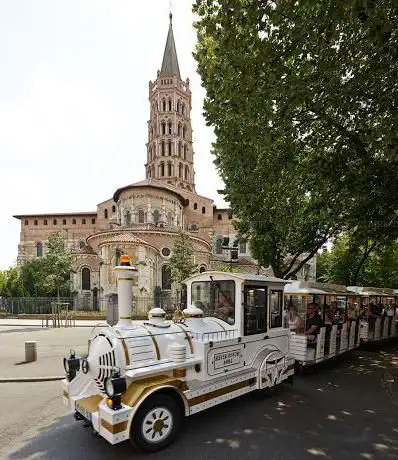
347, 286, 398, 342
62, 260, 294, 452
284, 281, 361, 367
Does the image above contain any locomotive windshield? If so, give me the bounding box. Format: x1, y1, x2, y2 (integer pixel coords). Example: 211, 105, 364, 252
191, 280, 235, 325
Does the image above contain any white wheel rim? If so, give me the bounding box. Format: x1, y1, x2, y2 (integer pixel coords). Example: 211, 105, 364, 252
142, 406, 173, 443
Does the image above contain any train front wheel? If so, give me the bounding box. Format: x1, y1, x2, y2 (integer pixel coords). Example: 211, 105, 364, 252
130, 394, 183, 452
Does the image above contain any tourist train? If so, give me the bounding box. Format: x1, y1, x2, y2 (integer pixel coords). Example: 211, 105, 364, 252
62, 256, 398, 452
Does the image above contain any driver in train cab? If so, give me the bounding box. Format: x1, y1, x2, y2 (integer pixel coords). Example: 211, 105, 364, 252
216, 291, 234, 325
304, 302, 323, 335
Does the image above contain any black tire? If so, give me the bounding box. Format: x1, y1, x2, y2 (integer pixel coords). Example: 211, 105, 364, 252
130, 393, 183, 453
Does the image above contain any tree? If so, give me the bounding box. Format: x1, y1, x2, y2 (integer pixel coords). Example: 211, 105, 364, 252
169, 231, 197, 298
0, 267, 26, 297
20, 232, 74, 297
317, 233, 398, 287
193, 0, 398, 278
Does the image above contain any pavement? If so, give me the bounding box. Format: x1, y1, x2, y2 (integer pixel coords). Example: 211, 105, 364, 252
0, 340, 397, 460
0, 324, 95, 381
0, 318, 103, 327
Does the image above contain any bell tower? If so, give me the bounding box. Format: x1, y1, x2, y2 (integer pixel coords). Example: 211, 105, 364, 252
146, 13, 195, 192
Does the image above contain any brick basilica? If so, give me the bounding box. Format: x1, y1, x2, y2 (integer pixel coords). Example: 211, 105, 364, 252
13, 14, 315, 308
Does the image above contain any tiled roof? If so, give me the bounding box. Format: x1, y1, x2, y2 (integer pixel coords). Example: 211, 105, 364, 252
113, 179, 187, 204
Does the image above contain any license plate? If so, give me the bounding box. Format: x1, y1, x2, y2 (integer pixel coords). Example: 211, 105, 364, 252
76, 404, 92, 422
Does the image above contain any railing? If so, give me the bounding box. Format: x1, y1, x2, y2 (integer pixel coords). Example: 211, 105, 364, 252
0, 295, 182, 317
191, 329, 238, 342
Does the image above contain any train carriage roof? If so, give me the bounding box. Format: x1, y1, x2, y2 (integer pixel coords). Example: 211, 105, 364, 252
183, 271, 291, 286
284, 281, 350, 295
347, 286, 396, 296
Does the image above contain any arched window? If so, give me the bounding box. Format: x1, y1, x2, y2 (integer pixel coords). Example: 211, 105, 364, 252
183, 144, 187, 160
162, 99, 166, 111
153, 144, 156, 157
72, 218, 76, 224
104, 209, 108, 219
81, 267, 91, 291
138, 209, 145, 223
168, 122, 172, 135
178, 142, 182, 157
153, 210, 160, 223
194, 203, 197, 210
167, 212, 173, 226
161, 162, 165, 176
168, 139, 172, 156
199, 265, 206, 273
126, 210, 131, 225
182, 103, 185, 115
168, 99, 172, 111
179, 163, 183, 178
216, 238, 223, 254
161, 121, 166, 135
161, 140, 165, 155
148, 147, 152, 161
177, 123, 181, 136
168, 163, 172, 176
151, 165, 155, 178
79, 241, 85, 249
239, 241, 247, 254
62, 219, 67, 225
53, 219, 57, 225
185, 165, 189, 181
182, 125, 186, 139
36, 242, 43, 257
161, 265, 172, 290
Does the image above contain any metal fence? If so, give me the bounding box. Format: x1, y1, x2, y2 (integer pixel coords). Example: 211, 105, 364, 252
0, 294, 183, 316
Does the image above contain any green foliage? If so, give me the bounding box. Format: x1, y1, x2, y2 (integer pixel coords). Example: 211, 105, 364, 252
317, 233, 398, 287
169, 231, 197, 285
211, 263, 243, 273
0, 267, 26, 297
20, 232, 74, 297
193, 0, 398, 278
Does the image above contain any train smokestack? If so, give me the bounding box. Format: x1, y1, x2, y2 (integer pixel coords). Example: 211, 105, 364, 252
113, 255, 138, 327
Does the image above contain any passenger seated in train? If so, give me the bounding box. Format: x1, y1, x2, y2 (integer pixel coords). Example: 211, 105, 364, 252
284, 302, 302, 332
304, 303, 323, 336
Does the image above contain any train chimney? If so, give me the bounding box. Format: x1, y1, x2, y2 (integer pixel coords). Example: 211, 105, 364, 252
113, 255, 138, 327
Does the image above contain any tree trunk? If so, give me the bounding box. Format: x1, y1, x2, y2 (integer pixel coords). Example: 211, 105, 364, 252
352, 240, 378, 285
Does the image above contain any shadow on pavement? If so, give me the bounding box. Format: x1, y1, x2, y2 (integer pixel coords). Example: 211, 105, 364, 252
6, 342, 398, 460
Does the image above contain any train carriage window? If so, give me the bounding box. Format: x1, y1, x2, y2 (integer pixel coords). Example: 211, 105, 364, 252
191, 280, 235, 325
244, 285, 267, 335
270, 290, 283, 328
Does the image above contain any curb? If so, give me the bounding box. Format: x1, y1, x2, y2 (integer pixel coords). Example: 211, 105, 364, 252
0, 376, 64, 383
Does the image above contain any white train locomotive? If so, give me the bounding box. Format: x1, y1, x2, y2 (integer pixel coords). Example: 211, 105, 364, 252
62, 256, 294, 452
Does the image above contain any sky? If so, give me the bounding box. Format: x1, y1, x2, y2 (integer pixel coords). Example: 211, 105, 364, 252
0, 0, 227, 270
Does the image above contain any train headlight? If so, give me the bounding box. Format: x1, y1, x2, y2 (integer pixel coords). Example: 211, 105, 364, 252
63, 350, 80, 382
104, 373, 127, 410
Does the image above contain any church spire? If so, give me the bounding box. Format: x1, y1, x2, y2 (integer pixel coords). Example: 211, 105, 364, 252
160, 12, 181, 79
